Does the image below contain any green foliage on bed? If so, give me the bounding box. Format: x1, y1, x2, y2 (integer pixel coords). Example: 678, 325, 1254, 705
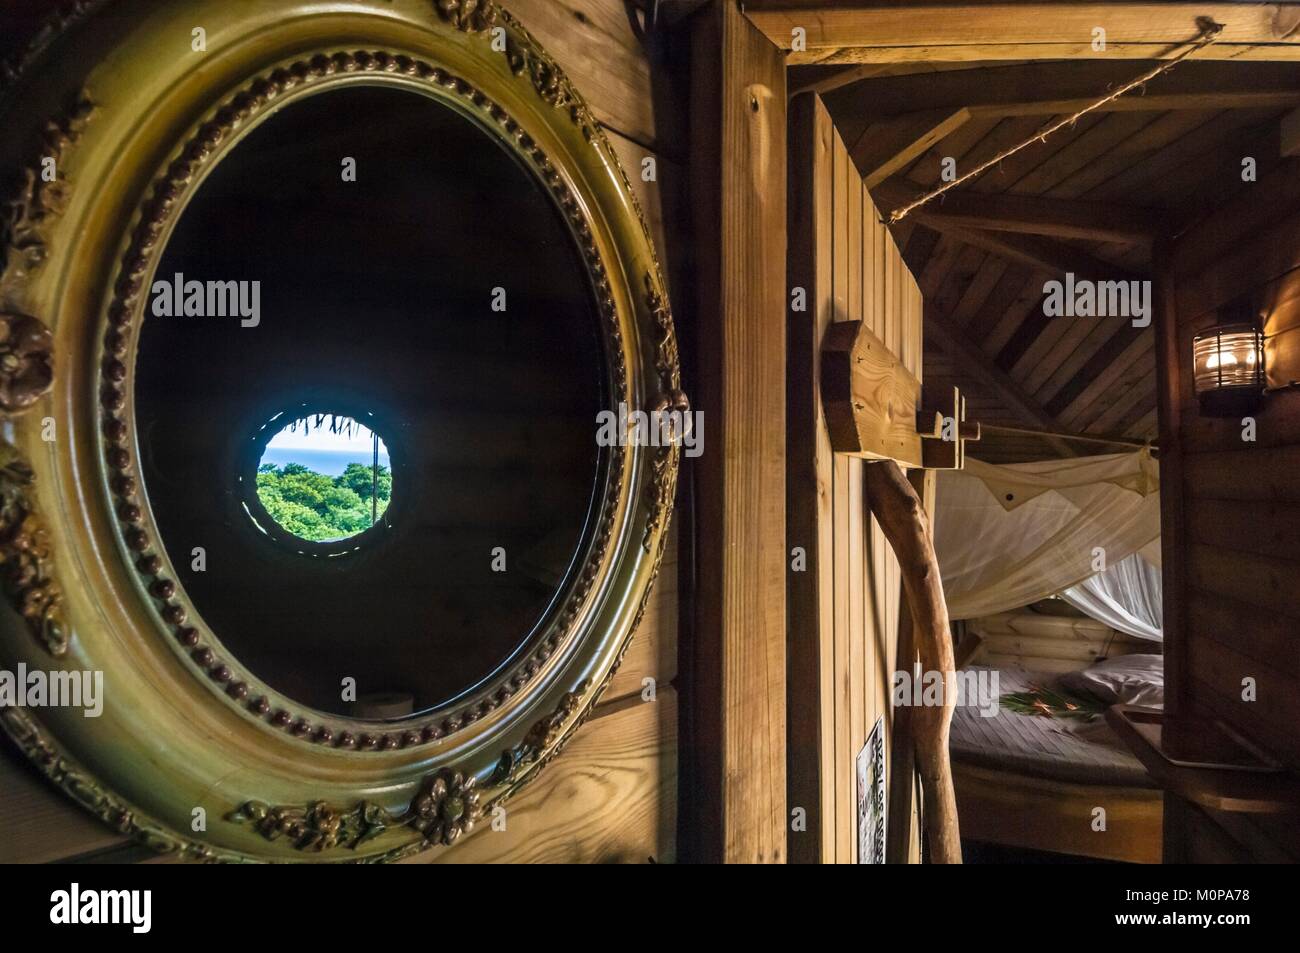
1000, 685, 1104, 719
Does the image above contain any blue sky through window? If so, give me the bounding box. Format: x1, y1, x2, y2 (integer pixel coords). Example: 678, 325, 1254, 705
261, 416, 390, 476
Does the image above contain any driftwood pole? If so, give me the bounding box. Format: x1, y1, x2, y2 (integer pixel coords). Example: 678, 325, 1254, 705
865, 459, 962, 863
885, 594, 918, 863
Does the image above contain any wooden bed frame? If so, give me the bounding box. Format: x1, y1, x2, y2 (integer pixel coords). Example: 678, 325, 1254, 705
953, 762, 1163, 864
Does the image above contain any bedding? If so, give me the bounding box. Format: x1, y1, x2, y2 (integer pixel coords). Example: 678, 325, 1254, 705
949, 665, 1155, 787
1058, 653, 1164, 707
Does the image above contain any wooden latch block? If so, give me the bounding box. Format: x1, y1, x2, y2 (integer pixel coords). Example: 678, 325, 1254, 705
820, 321, 979, 469
918, 384, 980, 470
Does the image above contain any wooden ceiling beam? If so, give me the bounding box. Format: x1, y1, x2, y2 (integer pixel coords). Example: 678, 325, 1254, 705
789, 60, 1034, 97
851, 108, 972, 188
838, 92, 1300, 156
924, 305, 1077, 457
790, 63, 896, 96
742, 2, 1300, 65
968, 91, 1300, 117
825, 60, 1300, 119
826, 60, 1300, 160
932, 224, 1148, 284
800, 44, 1300, 66
872, 177, 1168, 244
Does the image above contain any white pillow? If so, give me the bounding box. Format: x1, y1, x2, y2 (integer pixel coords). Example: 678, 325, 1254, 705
1059, 653, 1164, 708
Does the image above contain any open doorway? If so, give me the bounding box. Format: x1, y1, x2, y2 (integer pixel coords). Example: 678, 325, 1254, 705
782, 22, 1298, 862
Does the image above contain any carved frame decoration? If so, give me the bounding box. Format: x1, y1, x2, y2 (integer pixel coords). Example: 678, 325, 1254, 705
0, 0, 681, 862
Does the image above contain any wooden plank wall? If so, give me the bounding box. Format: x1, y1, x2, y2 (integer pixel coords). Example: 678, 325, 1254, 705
0, 0, 686, 865
787, 93, 923, 863
1158, 149, 1300, 861
967, 610, 1152, 674
686, 0, 789, 864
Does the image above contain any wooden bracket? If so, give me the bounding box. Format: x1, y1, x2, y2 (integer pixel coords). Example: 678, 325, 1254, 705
820, 321, 980, 469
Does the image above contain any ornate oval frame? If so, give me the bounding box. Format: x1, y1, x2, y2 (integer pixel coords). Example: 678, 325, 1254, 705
0, 0, 681, 862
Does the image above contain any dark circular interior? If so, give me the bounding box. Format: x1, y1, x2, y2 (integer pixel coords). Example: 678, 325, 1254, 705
134, 84, 604, 718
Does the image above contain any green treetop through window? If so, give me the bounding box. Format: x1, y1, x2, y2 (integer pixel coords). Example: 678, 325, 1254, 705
254, 414, 392, 543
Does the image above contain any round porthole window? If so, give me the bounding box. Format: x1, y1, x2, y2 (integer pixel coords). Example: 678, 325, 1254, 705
246, 411, 392, 549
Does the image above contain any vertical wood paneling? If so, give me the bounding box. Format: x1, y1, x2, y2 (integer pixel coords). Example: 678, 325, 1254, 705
846, 171, 867, 862
787, 93, 837, 863
1159, 157, 1300, 862
830, 136, 854, 864
848, 173, 863, 321
859, 185, 878, 760
787, 93, 923, 863
689, 0, 787, 863
1164, 172, 1300, 773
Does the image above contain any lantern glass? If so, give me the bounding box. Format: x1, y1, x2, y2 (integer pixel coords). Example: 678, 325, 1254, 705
1192, 324, 1263, 396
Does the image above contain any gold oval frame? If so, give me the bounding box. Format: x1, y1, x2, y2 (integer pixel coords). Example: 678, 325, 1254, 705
0, 0, 680, 862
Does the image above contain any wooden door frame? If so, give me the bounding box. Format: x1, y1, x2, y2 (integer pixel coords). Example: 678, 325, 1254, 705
681, 0, 789, 864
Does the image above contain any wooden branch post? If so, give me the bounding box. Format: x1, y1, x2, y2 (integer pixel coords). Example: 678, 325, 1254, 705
819, 318, 974, 862
885, 591, 918, 864
866, 460, 961, 863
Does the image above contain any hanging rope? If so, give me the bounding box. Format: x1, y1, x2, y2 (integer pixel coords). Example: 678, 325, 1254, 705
981, 423, 1156, 450
887, 17, 1225, 225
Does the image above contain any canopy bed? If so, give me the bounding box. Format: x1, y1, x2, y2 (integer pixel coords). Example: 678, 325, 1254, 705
934, 451, 1165, 863
949, 659, 1164, 864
